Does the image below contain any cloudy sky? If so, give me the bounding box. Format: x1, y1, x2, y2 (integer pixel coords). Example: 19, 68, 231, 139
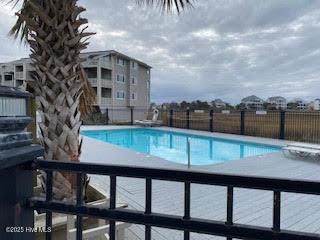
1, 0, 320, 104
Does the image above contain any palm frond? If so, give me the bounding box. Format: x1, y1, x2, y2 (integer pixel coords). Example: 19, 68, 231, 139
137, 0, 193, 13
2, 0, 31, 42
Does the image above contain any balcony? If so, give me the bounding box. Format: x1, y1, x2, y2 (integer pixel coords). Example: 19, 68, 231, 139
83, 59, 99, 67
26, 63, 34, 71
101, 78, 112, 88
101, 59, 112, 69
101, 97, 112, 106
88, 77, 97, 86
15, 71, 24, 79
83, 58, 112, 69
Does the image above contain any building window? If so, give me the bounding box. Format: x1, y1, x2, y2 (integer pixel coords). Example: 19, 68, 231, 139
84, 67, 97, 78
147, 81, 150, 89
131, 92, 137, 100
116, 91, 125, 99
116, 57, 125, 66
132, 61, 137, 69
15, 65, 23, 72
131, 77, 136, 85
116, 74, 125, 83
4, 75, 13, 81
146, 70, 150, 75
16, 80, 24, 87
101, 88, 112, 98
101, 68, 111, 80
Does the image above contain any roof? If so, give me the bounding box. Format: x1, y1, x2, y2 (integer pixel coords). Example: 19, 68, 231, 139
0, 85, 31, 98
1, 50, 151, 69
81, 50, 152, 69
213, 98, 226, 104
0, 58, 31, 65
267, 96, 286, 101
289, 98, 307, 103
241, 95, 263, 102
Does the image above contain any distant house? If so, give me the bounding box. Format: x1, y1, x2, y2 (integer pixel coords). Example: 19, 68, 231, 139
241, 95, 264, 109
266, 96, 287, 109
313, 99, 320, 111
289, 98, 308, 110
212, 99, 226, 108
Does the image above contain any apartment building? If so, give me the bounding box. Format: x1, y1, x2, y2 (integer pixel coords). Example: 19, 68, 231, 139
0, 50, 151, 122
0, 57, 33, 89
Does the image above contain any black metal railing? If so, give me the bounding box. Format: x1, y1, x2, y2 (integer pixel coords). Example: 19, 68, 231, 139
25, 159, 320, 240
83, 107, 320, 143
166, 109, 320, 143
83, 107, 150, 126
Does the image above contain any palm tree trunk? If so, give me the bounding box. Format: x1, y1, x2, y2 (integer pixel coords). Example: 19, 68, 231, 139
10, 0, 192, 199
18, 0, 94, 190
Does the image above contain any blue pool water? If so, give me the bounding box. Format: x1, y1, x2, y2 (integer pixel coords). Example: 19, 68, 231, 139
81, 128, 280, 165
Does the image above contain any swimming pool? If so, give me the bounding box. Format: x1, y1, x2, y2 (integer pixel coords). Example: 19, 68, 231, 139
81, 128, 281, 165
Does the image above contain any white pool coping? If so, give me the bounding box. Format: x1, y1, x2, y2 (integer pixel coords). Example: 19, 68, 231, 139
81, 125, 298, 148
80, 124, 320, 174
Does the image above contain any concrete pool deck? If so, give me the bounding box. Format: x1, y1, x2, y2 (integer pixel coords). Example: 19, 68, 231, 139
80, 125, 320, 240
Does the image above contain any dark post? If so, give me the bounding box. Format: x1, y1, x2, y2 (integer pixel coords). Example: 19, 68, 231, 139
279, 110, 286, 140
209, 110, 214, 132
240, 110, 245, 135
105, 108, 109, 125
186, 109, 190, 129
26, 96, 37, 143
0, 86, 43, 240
130, 107, 134, 125
169, 109, 173, 127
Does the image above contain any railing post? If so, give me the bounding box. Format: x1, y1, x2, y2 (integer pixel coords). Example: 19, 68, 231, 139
240, 110, 245, 135
186, 109, 190, 129
273, 191, 281, 231
130, 107, 134, 125
169, 109, 173, 127
105, 108, 109, 125
187, 138, 191, 168
145, 178, 152, 240
0, 86, 43, 240
209, 110, 214, 132
109, 175, 117, 240
279, 110, 285, 140
183, 181, 191, 240
226, 186, 234, 240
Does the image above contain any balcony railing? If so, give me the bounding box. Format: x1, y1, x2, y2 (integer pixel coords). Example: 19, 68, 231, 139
101, 97, 112, 106
88, 77, 97, 86
101, 60, 112, 69
83, 59, 99, 67
101, 78, 112, 87
15, 71, 24, 79
19, 159, 320, 240
83, 59, 112, 69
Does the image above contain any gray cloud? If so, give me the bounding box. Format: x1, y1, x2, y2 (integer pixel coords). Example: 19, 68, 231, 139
1, 0, 320, 104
